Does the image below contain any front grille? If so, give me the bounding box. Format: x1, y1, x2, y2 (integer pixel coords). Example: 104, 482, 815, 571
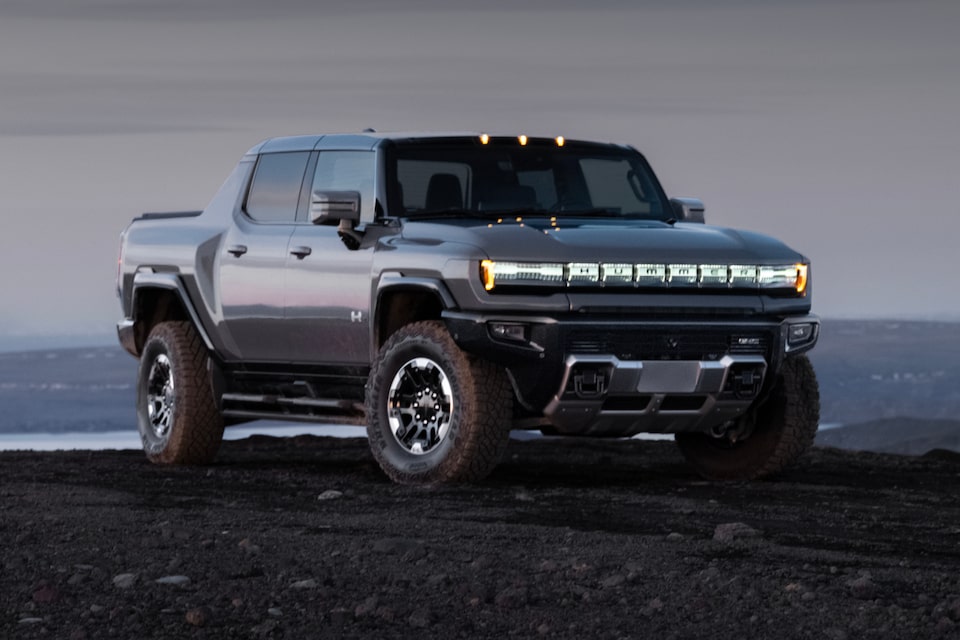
565, 328, 771, 361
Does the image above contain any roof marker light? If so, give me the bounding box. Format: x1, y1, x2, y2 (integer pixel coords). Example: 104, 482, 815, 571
556, 136, 565, 147
518, 135, 528, 146
480, 133, 490, 145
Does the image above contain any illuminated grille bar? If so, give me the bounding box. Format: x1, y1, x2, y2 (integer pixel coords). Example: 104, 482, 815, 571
480, 260, 808, 292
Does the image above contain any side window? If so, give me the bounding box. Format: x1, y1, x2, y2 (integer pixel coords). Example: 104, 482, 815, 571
245, 152, 311, 222
312, 151, 377, 222
579, 158, 651, 215
396, 160, 471, 212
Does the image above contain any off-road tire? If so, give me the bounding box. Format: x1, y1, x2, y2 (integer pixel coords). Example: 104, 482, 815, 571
675, 354, 820, 480
137, 321, 224, 465
365, 320, 512, 484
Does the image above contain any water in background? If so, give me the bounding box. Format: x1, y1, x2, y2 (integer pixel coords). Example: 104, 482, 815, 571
3, 320, 959, 453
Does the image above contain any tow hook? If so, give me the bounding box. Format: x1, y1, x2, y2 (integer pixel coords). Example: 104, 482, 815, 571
574, 370, 606, 398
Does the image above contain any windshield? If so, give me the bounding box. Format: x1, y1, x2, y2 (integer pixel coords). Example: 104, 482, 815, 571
386, 138, 672, 221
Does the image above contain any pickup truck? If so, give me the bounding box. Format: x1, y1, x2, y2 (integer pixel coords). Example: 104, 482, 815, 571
117, 132, 820, 484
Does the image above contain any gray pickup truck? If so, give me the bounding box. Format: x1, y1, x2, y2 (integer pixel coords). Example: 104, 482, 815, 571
117, 132, 820, 484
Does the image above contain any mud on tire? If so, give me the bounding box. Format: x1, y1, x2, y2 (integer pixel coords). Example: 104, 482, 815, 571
137, 321, 224, 465
365, 320, 512, 484
675, 354, 820, 480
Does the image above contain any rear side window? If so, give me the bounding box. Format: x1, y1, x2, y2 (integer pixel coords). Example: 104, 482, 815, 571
245, 152, 310, 222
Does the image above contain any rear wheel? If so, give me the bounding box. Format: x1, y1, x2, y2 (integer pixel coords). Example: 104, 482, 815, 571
675, 355, 820, 480
365, 321, 512, 484
137, 321, 224, 464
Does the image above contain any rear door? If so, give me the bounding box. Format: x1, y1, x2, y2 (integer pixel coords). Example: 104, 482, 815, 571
284, 149, 378, 364
218, 151, 311, 362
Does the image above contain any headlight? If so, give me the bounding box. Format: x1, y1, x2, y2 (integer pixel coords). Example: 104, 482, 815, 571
759, 264, 808, 294
480, 260, 809, 294
480, 260, 564, 290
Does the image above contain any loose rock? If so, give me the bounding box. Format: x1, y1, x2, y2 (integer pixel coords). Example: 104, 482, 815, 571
185, 606, 212, 628
291, 579, 317, 589
112, 573, 137, 589
713, 522, 761, 543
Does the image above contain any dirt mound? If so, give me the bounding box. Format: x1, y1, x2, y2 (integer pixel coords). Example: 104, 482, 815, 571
2, 437, 959, 639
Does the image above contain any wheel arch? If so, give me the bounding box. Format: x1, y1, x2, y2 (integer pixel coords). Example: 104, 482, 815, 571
129, 273, 215, 357
373, 275, 458, 357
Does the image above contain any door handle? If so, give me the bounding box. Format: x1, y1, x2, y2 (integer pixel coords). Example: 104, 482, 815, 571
227, 244, 248, 257
290, 245, 313, 259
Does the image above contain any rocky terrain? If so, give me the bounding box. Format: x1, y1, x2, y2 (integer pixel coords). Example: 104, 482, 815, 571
3, 435, 960, 639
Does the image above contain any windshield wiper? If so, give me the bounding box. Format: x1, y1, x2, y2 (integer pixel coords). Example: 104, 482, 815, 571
408, 207, 556, 220
406, 208, 487, 219
554, 208, 622, 217
476, 208, 556, 218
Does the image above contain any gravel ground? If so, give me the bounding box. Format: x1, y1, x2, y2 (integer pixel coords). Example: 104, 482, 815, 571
2, 436, 960, 639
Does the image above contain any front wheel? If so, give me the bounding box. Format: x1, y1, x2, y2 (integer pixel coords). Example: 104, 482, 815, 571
137, 321, 224, 465
675, 355, 820, 480
365, 321, 512, 484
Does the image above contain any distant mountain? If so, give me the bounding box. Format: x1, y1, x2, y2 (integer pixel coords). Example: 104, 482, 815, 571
0, 334, 115, 354
811, 319, 960, 424
816, 417, 960, 455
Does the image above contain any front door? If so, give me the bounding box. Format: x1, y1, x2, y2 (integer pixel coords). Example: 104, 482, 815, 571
284, 150, 379, 365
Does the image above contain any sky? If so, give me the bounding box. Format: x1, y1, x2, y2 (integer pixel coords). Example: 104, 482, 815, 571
1, 0, 958, 345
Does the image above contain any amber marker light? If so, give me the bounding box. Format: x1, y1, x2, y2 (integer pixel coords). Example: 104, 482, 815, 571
555, 136, 565, 147
480, 260, 496, 291
795, 264, 809, 294
480, 133, 490, 145
518, 135, 528, 146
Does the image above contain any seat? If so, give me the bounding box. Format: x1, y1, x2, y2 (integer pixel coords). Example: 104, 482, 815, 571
424, 173, 463, 211
479, 184, 537, 211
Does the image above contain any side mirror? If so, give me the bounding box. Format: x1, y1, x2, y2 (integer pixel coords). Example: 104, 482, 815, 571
311, 190, 361, 225
311, 190, 364, 250
670, 197, 706, 224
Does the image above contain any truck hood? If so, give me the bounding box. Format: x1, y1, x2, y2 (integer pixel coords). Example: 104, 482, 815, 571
399, 217, 806, 264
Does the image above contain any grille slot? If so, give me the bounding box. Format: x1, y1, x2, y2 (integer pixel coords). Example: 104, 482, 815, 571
565, 329, 771, 361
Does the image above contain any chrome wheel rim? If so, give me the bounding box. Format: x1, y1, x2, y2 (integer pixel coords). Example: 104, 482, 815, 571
387, 357, 454, 455
145, 354, 174, 439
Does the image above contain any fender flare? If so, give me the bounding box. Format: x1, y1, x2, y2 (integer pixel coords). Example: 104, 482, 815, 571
372, 273, 458, 356
127, 271, 216, 355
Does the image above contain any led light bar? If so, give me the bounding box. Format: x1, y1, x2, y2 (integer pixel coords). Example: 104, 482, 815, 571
480, 260, 564, 290
480, 261, 808, 293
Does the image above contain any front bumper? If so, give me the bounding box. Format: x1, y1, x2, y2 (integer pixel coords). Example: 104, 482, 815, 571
443, 312, 818, 436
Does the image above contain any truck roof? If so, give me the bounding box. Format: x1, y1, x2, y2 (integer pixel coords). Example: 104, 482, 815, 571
244, 132, 628, 156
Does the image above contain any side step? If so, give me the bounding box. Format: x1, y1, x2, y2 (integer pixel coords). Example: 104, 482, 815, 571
221, 393, 367, 426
